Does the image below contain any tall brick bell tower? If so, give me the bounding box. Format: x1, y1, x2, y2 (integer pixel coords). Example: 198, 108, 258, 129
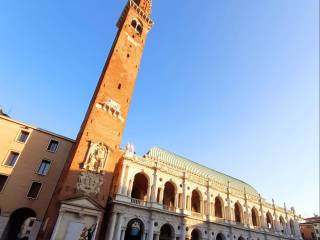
39, 1, 153, 239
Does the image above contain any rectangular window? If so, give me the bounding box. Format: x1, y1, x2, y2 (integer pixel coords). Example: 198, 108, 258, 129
0, 174, 8, 192
17, 130, 29, 143
37, 160, 51, 176
27, 182, 42, 199
4, 151, 19, 167
47, 140, 59, 153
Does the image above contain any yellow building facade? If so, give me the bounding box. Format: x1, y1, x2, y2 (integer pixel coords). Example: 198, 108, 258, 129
0, 114, 73, 239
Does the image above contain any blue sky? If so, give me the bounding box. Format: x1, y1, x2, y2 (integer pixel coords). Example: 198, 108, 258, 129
0, 0, 318, 217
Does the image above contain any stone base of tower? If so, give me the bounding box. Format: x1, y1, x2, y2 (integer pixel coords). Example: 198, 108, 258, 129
50, 197, 103, 240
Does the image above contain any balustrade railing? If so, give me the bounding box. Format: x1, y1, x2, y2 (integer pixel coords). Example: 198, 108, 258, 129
130, 198, 147, 207
162, 205, 176, 212
191, 211, 203, 218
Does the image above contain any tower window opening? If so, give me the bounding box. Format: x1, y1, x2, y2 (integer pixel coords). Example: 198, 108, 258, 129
118, 83, 122, 90
131, 19, 137, 29
130, 18, 143, 35
136, 24, 142, 34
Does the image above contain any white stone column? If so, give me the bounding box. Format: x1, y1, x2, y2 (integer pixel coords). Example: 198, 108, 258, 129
187, 195, 191, 211
113, 213, 123, 240
121, 165, 129, 195
259, 194, 266, 228
182, 174, 187, 213
117, 165, 127, 195
127, 180, 133, 197
148, 219, 154, 240
207, 181, 211, 218
159, 188, 164, 203
272, 199, 279, 232
50, 213, 63, 240
226, 182, 232, 221
105, 212, 117, 240
120, 229, 125, 240
147, 184, 152, 202
180, 223, 186, 240
244, 190, 249, 226
175, 193, 179, 209
151, 167, 158, 202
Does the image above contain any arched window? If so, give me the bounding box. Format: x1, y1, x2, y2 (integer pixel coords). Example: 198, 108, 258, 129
163, 181, 176, 209
136, 24, 143, 34
191, 190, 201, 213
234, 202, 243, 223
214, 196, 224, 218
279, 216, 286, 233
266, 211, 273, 229
131, 19, 137, 29
159, 224, 174, 240
251, 207, 259, 227
131, 173, 149, 201
290, 219, 295, 235
130, 18, 143, 35
191, 228, 202, 240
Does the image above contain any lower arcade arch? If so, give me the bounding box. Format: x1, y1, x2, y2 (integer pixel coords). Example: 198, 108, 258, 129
191, 228, 202, 240
1, 208, 36, 240
216, 233, 227, 240
159, 223, 175, 240
124, 218, 145, 240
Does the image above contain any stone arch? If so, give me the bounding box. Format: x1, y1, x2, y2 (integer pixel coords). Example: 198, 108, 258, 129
266, 211, 273, 229
159, 223, 175, 240
163, 181, 177, 209
131, 172, 149, 201
234, 201, 244, 223
279, 215, 286, 233
238, 236, 245, 240
124, 218, 145, 240
251, 207, 259, 227
191, 228, 202, 240
214, 196, 224, 218
216, 232, 227, 240
191, 189, 202, 213
1, 208, 36, 240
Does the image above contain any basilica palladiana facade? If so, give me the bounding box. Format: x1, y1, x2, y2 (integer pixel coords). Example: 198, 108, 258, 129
105, 146, 302, 240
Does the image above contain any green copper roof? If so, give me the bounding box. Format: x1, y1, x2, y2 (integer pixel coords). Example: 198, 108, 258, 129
146, 147, 259, 196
